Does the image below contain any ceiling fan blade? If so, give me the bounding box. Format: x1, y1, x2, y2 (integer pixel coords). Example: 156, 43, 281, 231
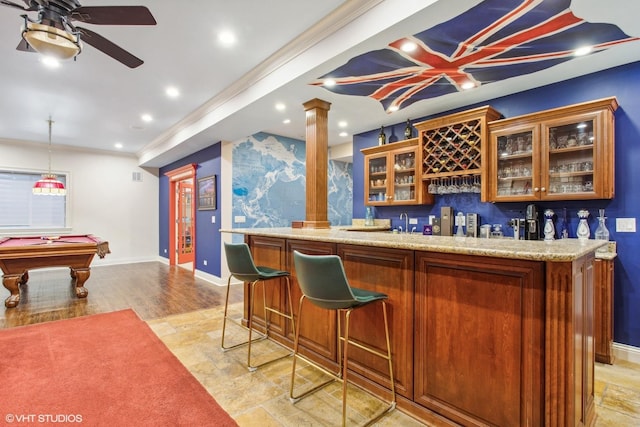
71, 6, 156, 25
77, 27, 143, 68
16, 37, 34, 51
0, 0, 35, 11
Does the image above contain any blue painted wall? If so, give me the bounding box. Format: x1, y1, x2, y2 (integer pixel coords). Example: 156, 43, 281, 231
158, 132, 353, 278
159, 144, 222, 277
354, 61, 640, 347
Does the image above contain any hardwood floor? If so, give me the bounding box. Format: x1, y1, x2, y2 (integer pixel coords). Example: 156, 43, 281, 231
0, 262, 241, 328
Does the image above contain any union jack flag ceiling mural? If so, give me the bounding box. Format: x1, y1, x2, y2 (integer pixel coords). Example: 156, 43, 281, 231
312, 0, 639, 112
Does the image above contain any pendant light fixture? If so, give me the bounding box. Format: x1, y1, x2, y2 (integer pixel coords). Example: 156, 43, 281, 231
33, 117, 66, 196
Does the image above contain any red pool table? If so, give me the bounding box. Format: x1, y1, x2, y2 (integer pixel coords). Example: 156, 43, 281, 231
0, 235, 110, 308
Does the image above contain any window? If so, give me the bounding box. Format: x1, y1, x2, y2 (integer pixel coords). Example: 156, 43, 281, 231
0, 170, 67, 231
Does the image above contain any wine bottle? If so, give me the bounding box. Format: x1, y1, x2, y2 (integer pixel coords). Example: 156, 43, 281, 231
558, 208, 569, 239
378, 126, 386, 146
404, 119, 412, 139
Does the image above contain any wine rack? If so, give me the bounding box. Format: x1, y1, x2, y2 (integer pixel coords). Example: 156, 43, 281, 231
421, 120, 482, 176
415, 106, 502, 201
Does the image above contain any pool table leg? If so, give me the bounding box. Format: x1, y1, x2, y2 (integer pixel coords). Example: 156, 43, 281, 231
71, 268, 90, 298
3, 274, 22, 308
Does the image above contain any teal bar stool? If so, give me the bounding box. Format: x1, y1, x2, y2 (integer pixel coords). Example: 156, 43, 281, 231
221, 242, 295, 371
290, 250, 396, 426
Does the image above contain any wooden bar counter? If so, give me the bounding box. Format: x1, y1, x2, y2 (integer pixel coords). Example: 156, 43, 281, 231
221, 227, 606, 427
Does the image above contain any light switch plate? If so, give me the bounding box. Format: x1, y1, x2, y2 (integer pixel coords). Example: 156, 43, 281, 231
616, 218, 636, 232
409, 218, 418, 225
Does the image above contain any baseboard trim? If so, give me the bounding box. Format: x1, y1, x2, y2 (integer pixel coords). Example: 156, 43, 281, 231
613, 342, 640, 364
194, 269, 225, 286
155, 256, 240, 287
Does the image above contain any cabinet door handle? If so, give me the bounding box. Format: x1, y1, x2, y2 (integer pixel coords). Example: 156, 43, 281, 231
541, 187, 546, 192
534, 187, 540, 192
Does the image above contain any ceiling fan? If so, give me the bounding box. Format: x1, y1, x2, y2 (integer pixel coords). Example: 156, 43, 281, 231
0, 0, 156, 68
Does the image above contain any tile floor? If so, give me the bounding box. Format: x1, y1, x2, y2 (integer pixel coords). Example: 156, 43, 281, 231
147, 303, 640, 426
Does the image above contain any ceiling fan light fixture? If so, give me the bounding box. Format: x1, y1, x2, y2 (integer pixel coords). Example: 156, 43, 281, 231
22, 22, 81, 60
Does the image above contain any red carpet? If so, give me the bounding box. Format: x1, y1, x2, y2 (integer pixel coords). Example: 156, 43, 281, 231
0, 310, 237, 426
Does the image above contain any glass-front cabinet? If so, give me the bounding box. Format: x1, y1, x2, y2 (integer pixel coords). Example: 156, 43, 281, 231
488, 97, 618, 202
362, 138, 432, 206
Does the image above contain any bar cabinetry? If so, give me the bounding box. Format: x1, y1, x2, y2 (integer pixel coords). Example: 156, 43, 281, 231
594, 257, 615, 364
234, 229, 599, 427
417, 105, 502, 201
488, 97, 617, 202
362, 138, 431, 206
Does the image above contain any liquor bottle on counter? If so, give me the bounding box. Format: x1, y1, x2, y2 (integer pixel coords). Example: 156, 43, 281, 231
558, 208, 569, 239
378, 126, 386, 146
576, 209, 590, 240
404, 119, 413, 139
543, 209, 555, 241
594, 209, 610, 252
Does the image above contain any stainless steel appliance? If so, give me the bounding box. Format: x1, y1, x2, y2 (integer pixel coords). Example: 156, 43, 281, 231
466, 213, 479, 237
508, 218, 525, 240
525, 204, 539, 240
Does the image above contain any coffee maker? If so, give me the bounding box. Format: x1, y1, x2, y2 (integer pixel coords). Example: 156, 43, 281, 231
525, 204, 539, 240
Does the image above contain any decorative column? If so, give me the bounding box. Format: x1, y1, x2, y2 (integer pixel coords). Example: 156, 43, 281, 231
302, 98, 331, 229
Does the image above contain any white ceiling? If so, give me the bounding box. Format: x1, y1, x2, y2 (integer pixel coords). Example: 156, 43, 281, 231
1, 0, 640, 168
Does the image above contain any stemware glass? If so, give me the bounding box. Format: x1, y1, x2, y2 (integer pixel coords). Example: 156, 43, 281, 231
473, 175, 481, 193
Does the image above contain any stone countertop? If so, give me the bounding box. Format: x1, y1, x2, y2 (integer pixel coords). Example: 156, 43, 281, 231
221, 227, 609, 262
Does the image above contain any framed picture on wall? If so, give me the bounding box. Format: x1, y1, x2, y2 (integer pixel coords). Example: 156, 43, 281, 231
197, 175, 216, 210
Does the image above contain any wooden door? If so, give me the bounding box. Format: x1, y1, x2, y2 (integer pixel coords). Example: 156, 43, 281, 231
177, 180, 194, 265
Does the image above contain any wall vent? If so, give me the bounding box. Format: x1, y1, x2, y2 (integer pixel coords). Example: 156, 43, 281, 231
132, 171, 143, 182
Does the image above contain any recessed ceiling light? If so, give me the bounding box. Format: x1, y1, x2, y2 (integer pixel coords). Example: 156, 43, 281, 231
218, 30, 236, 46
283, 119, 291, 124
461, 81, 475, 90
141, 113, 153, 122
275, 103, 286, 111
338, 121, 348, 128
401, 41, 417, 52
41, 56, 60, 68
339, 131, 348, 137
324, 78, 336, 87
574, 46, 592, 56
388, 106, 399, 112
114, 142, 123, 149
165, 86, 180, 98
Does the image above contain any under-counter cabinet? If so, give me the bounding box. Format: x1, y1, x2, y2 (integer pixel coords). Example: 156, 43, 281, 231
488, 97, 618, 202
595, 257, 615, 364
362, 138, 432, 206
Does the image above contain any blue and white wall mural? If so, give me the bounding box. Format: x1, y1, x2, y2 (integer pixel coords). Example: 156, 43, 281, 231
232, 132, 352, 228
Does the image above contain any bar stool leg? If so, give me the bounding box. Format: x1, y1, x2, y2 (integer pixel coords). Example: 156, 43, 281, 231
342, 309, 353, 427
382, 300, 396, 405
220, 275, 233, 350
246, 279, 261, 371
